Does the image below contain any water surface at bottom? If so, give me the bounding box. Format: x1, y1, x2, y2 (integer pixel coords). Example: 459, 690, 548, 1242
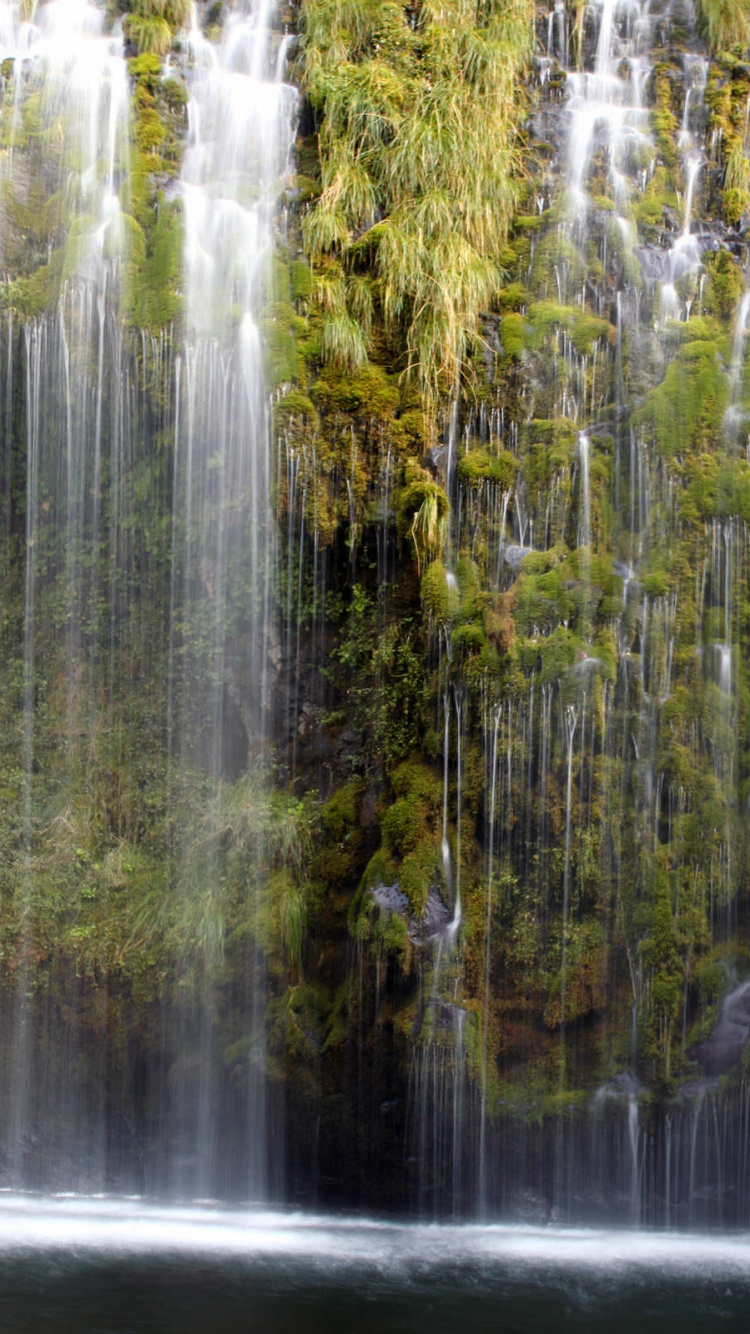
0, 1196, 747, 1331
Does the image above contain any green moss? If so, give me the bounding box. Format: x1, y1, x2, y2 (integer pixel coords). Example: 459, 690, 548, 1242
457, 448, 519, 489
322, 778, 364, 842
275, 390, 319, 428
5, 248, 64, 316
292, 256, 313, 300
161, 76, 189, 109
651, 69, 679, 166
360, 848, 397, 893
451, 621, 486, 653
262, 319, 299, 386
499, 311, 526, 358
128, 52, 164, 79
135, 107, 168, 154
636, 340, 729, 458
705, 249, 744, 320
527, 301, 614, 355
632, 166, 679, 232
399, 836, 440, 916
313, 362, 399, 416
126, 197, 182, 330
421, 560, 460, 626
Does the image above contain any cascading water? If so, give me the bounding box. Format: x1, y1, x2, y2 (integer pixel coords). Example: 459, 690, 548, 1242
0, 0, 131, 1189
163, 0, 296, 1200
0, 0, 295, 1197
2, 0, 750, 1235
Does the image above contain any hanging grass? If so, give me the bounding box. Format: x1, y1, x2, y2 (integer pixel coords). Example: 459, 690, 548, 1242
123, 0, 192, 55
299, 0, 534, 420
697, 0, 750, 52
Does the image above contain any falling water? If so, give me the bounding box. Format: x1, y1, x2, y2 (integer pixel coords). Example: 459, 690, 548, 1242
164, 0, 296, 1197
0, 0, 296, 1197
1, 0, 131, 1189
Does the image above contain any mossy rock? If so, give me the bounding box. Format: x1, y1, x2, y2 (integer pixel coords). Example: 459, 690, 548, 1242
421, 561, 460, 626
451, 620, 486, 654
321, 777, 364, 843
636, 340, 729, 457
399, 836, 440, 917
499, 311, 526, 358
705, 248, 744, 320
128, 52, 163, 80
396, 473, 449, 536
135, 108, 168, 154
312, 363, 399, 416
292, 256, 312, 300
275, 390, 319, 429
262, 320, 299, 386
527, 301, 615, 355
161, 76, 189, 109
457, 448, 519, 489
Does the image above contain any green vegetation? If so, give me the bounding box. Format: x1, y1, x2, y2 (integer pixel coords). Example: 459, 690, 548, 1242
298, 0, 534, 417
697, 0, 750, 53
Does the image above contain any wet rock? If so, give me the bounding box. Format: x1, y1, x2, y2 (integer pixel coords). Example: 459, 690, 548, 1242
674, 1077, 720, 1103
504, 543, 535, 568
692, 980, 750, 1076
371, 883, 408, 915
423, 444, 448, 480
369, 882, 451, 944
408, 885, 451, 943
593, 1070, 642, 1103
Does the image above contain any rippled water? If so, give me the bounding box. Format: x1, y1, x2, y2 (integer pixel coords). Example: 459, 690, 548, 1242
0, 1197, 747, 1330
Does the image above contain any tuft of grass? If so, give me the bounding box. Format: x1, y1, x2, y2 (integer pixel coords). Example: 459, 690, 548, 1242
697, 0, 750, 51
299, 0, 534, 419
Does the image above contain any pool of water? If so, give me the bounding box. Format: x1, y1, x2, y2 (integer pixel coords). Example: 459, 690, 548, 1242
0, 1196, 747, 1330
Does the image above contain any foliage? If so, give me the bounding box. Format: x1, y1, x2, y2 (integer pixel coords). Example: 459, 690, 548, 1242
298, 0, 534, 416
697, 0, 750, 51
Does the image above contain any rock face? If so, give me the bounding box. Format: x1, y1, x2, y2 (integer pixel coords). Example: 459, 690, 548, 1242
370, 883, 451, 944
693, 982, 750, 1077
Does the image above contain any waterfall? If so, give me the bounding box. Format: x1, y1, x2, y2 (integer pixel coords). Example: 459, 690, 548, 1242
0, 0, 295, 1197
164, 0, 296, 1199
1, 0, 750, 1229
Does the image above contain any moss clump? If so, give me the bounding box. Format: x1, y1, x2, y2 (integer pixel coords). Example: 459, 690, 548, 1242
457, 448, 519, 489
705, 249, 744, 320
5, 248, 64, 316
125, 197, 182, 330
292, 257, 313, 300
275, 390, 319, 429
527, 301, 615, 355
499, 311, 526, 358
651, 69, 679, 166
397, 465, 449, 570
632, 166, 679, 233
421, 561, 460, 626
312, 362, 399, 416
322, 777, 364, 843
636, 341, 729, 457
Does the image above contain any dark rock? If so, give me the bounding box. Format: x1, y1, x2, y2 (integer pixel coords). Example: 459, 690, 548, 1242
692, 980, 750, 1076
408, 885, 451, 943
369, 882, 452, 945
